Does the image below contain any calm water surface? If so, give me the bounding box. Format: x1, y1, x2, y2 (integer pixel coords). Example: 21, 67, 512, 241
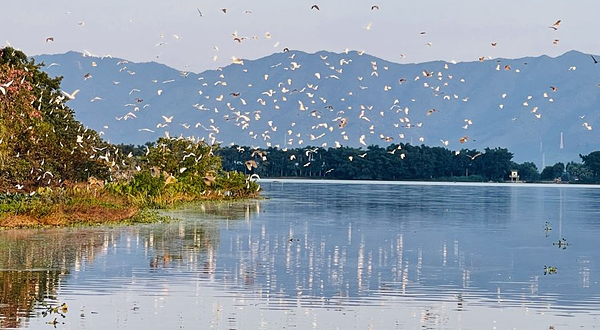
1, 180, 600, 329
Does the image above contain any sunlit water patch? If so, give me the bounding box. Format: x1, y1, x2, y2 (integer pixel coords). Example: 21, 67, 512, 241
1, 180, 599, 329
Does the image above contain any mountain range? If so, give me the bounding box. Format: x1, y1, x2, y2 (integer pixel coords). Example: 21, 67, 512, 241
33, 49, 600, 166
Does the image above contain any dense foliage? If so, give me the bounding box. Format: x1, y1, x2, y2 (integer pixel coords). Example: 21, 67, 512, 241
218, 144, 521, 181
107, 137, 260, 207
0, 47, 109, 192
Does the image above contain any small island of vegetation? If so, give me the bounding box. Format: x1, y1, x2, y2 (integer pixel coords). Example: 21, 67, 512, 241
0, 47, 259, 228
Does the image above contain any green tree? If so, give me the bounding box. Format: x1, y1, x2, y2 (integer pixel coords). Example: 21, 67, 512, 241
477, 148, 513, 181
540, 166, 555, 180
566, 161, 593, 182
512, 162, 539, 182
553, 162, 565, 178
580, 151, 600, 181
540, 162, 565, 181
146, 137, 221, 178
0, 47, 109, 191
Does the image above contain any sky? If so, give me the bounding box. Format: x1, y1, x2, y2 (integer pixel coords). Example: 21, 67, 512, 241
4, 0, 600, 73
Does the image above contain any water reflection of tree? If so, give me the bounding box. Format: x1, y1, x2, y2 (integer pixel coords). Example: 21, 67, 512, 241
0, 229, 107, 328
146, 221, 220, 270
184, 201, 262, 220
0, 270, 61, 329
0, 201, 263, 327
147, 201, 261, 271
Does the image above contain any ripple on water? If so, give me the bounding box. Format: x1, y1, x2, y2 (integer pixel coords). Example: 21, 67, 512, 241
1, 181, 600, 329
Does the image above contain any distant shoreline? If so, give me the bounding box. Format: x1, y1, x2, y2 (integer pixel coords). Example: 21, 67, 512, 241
258, 178, 600, 189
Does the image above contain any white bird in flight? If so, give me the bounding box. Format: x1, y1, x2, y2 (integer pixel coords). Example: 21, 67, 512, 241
61, 89, 80, 100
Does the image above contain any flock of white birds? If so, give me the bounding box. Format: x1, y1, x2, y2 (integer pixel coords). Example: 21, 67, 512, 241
5, 5, 599, 189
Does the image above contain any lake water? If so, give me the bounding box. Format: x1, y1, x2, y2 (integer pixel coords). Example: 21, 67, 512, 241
1, 180, 600, 329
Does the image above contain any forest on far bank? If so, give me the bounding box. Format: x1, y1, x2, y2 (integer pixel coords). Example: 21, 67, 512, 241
120, 143, 600, 183
217, 144, 599, 183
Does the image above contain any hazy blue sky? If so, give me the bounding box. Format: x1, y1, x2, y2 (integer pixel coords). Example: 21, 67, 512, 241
5, 0, 600, 72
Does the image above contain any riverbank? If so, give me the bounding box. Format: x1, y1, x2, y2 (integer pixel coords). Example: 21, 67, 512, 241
0, 187, 141, 229
0, 163, 262, 229
0, 182, 260, 229
258, 178, 600, 188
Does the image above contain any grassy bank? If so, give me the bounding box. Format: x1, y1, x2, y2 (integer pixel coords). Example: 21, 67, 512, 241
0, 176, 260, 228
0, 188, 136, 228
0, 154, 261, 229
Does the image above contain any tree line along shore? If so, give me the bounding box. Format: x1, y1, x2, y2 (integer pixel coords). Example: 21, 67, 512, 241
118, 139, 600, 188
216, 145, 599, 183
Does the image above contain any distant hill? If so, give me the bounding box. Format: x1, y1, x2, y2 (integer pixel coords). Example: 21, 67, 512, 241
33, 49, 600, 166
